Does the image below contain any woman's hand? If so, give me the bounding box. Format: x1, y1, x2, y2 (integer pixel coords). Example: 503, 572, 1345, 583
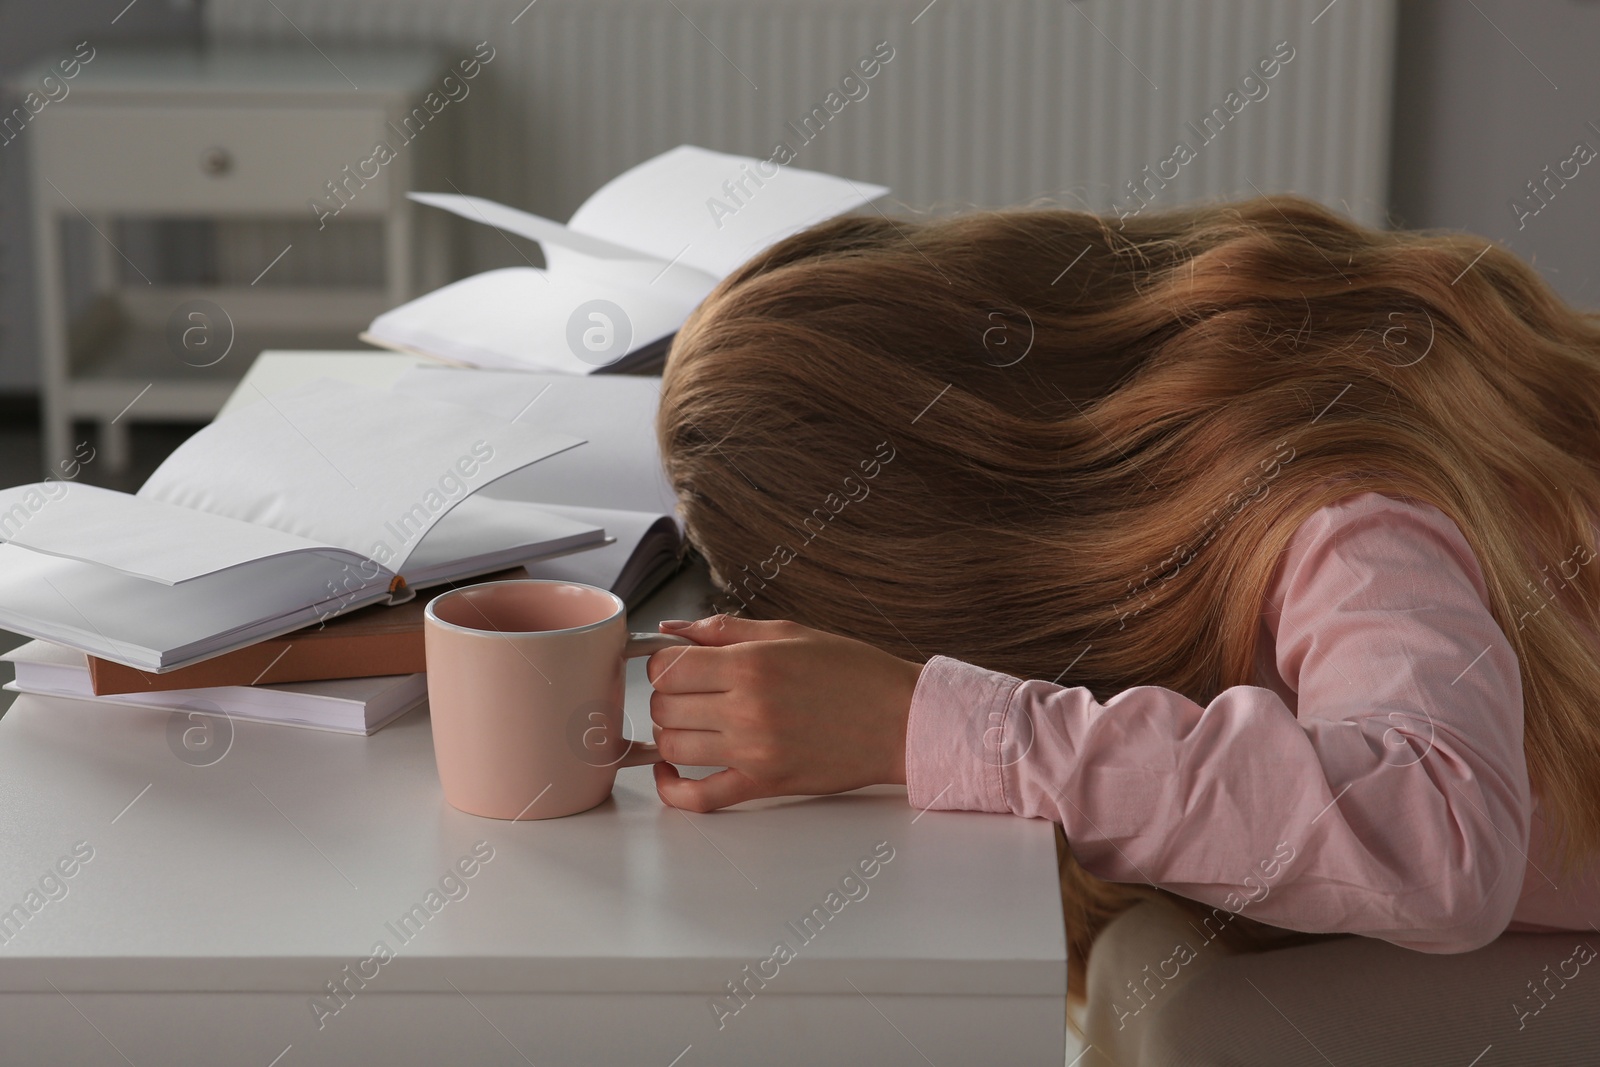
645, 614, 924, 812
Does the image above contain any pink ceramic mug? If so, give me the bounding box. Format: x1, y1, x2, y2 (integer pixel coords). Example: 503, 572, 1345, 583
422, 579, 693, 820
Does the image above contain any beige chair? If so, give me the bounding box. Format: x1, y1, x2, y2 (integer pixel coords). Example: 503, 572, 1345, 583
1075, 894, 1598, 1065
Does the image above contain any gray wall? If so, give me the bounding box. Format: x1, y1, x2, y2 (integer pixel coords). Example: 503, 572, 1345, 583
1391, 0, 1600, 307
0, 1, 1596, 398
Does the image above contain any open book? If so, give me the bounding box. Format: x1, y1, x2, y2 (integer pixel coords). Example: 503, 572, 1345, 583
0, 379, 608, 673
384, 364, 685, 603
361, 144, 889, 375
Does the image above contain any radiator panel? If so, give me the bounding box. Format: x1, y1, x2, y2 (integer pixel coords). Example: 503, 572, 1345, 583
204, 0, 1398, 280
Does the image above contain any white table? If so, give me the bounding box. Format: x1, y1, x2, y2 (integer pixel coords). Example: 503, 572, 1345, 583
0, 407, 1068, 1064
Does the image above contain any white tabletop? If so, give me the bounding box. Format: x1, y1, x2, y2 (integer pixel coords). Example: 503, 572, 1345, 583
0, 353, 1068, 1064
0, 562, 1062, 997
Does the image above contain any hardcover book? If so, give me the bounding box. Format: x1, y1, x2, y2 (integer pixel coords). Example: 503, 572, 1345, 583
0, 378, 607, 673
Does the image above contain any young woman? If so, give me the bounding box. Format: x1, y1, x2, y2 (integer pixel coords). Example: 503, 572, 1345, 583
640, 196, 1600, 1015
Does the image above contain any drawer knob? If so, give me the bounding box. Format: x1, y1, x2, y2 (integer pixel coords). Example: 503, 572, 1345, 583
199, 146, 234, 177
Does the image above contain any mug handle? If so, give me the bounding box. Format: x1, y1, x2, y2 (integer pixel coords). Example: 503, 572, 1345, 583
612, 632, 697, 768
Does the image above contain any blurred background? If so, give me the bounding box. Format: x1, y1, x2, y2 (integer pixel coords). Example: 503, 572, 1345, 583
0, 0, 1593, 476
0, 0, 1598, 676
0, 12, 1592, 1063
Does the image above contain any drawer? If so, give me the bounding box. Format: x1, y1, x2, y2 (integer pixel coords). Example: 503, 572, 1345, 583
33, 104, 400, 216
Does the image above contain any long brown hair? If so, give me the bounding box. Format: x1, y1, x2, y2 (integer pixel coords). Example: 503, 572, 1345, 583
655, 195, 1600, 998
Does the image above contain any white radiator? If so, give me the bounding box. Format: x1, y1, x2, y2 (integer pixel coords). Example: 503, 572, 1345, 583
205, 0, 1397, 280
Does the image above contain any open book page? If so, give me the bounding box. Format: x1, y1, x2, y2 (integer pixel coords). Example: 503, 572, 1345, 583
0, 482, 368, 585
566, 144, 891, 279
406, 192, 668, 264
363, 266, 712, 375
389, 367, 678, 521
518, 504, 679, 604
136, 378, 585, 574
405, 192, 726, 297
402, 496, 606, 585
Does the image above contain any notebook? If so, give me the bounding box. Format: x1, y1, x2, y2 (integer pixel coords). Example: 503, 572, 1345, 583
4, 640, 424, 735
360, 144, 889, 374
0, 378, 609, 673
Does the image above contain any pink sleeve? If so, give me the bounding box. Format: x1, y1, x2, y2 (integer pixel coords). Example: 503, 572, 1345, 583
904, 491, 1533, 952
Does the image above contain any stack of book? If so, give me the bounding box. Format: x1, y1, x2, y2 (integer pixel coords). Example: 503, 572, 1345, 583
0, 144, 889, 736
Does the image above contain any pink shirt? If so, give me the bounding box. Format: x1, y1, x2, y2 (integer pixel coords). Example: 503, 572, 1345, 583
905, 490, 1600, 952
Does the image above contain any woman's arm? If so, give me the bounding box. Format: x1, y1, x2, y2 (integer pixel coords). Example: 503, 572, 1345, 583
646, 612, 923, 808
907, 491, 1533, 952
645, 491, 1533, 952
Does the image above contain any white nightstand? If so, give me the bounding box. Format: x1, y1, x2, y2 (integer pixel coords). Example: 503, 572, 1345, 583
15, 44, 452, 473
